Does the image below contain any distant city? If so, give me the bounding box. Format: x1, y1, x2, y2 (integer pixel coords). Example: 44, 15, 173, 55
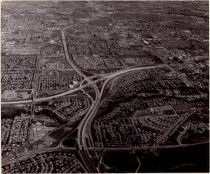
1, 1, 209, 173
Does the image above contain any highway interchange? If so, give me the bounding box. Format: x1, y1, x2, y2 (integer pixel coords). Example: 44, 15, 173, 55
2, 1, 209, 172
2, 26, 168, 172
2, 25, 167, 172
2, 20, 209, 172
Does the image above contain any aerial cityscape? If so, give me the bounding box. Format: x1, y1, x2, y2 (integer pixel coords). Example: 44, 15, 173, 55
1, 1, 209, 173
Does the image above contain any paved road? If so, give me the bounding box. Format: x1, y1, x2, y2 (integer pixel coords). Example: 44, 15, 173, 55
2, 26, 167, 173
62, 27, 99, 173
76, 64, 166, 172
2, 64, 165, 105
87, 141, 209, 151
82, 64, 166, 148
2, 146, 78, 166
2, 59, 165, 171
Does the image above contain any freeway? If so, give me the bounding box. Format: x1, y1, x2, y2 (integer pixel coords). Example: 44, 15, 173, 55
76, 64, 166, 172
1, 82, 88, 105
2, 64, 165, 105
2, 25, 166, 172
79, 64, 166, 149
62, 26, 99, 173
2, 59, 165, 171
61, 27, 165, 173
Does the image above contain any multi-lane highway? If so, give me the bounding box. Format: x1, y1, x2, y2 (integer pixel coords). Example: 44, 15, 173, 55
62, 27, 99, 172
3, 28, 198, 172
2, 25, 167, 173
2, 64, 165, 105
79, 64, 166, 149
